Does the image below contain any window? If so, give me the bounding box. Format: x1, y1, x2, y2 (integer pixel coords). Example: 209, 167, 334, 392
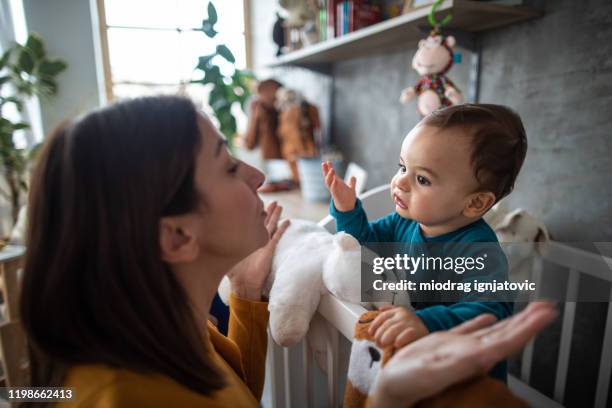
98, 0, 248, 104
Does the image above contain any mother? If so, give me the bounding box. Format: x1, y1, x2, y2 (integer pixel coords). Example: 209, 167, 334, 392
20, 96, 555, 407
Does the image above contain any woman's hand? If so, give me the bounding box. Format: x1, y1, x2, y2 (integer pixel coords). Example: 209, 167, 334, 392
371, 302, 558, 408
322, 161, 356, 212
227, 201, 290, 301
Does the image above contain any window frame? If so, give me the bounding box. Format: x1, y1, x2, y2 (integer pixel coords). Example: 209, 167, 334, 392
94, 0, 252, 102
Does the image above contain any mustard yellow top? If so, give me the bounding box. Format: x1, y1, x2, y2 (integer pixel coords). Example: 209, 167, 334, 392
56, 293, 269, 407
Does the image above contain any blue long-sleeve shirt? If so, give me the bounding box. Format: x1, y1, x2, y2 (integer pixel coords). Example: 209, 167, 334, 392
330, 198, 513, 381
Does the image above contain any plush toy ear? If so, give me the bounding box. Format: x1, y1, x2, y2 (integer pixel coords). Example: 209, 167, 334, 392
496, 208, 524, 232
535, 225, 550, 242
334, 232, 360, 251
445, 35, 456, 48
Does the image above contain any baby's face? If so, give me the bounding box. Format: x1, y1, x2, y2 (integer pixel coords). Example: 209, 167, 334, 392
390, 124, 480, 235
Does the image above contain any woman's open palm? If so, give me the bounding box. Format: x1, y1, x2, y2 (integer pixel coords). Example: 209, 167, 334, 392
373, 302, 558, 408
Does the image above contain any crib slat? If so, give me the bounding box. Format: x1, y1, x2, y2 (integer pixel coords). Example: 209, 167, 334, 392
508, 375, 564, 408
267, 332, 286, 408
325, 322, 339, 408
303, 339, 313, 408
595, 288, 612, 408
283, 347, 292, 408
539, 242, 612, 282
521, 255, 543, 383
554, 269, 579, 403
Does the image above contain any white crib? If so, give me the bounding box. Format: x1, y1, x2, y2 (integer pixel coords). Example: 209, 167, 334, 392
263, 185, 612, 408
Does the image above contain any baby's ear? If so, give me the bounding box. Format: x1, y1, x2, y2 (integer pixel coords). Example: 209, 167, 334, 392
464, 192, 496, 218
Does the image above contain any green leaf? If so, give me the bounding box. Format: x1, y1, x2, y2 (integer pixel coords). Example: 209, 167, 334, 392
38, 59, 67, 76
216, 45, 235, 63
38, 77, 58, 95
0, 96, 23, 111
211, 98, 232, 111
201, 21, 218, 38
0, 49, 11, 70
25, 33, 46, 59
12, 122, 30, 130
219, 113, 237, 139
203, 66, 222, 84
0, 76, 11, 86
16, 81, 34, 96
207, 2, 218, 25
196, 54, 215, 70
0, 117, 12, 131
16, 47, 34, 74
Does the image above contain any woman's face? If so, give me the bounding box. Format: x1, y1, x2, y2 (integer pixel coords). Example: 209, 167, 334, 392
190, 116, 269, 264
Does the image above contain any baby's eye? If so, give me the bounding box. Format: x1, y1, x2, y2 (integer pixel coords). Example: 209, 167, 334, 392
397, 163, 407, 174
416, 175, 431, 186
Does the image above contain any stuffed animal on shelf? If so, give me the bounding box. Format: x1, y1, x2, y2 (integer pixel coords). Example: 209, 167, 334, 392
244, 79, 283, 160
278, 0, 317, 51
399, 31, 463, 116
278, 0, 315, 28
399, 0, 463, 116
218, 219, 363, 347
272, 13, 286, 56
275, 87, 320, 184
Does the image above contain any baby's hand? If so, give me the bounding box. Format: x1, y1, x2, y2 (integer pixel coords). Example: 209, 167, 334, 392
322, 161, 356, 212
369, 306, 429, 348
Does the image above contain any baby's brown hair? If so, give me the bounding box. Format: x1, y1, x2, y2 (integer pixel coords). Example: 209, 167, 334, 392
422, 104, 527, 203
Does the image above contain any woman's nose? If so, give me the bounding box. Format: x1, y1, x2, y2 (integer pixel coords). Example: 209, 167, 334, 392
245, 163, 265, 191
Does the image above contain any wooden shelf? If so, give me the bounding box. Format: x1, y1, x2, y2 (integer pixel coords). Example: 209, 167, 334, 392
267, 0, 541, 69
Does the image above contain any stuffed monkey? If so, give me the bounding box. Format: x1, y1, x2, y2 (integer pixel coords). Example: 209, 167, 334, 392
400, 32, 463, 116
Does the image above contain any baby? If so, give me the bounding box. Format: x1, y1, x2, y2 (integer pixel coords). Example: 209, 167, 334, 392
322, 103, 527, 382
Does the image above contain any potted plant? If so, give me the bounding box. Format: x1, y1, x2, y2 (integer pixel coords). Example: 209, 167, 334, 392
193, 1, 254, 148
0, 33, 67, 234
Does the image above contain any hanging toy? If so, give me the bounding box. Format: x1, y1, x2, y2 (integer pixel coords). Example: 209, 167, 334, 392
399, 0, 463, 116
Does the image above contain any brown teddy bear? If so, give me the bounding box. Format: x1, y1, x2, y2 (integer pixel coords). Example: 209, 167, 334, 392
275, 87, 320, 184
244, 79, 284, 160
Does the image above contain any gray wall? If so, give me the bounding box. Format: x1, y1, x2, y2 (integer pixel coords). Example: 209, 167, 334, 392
332, 0, 612, 243
257, 0, 612, 243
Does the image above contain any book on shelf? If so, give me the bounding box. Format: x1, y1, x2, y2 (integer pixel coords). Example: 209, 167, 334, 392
320, 0, 382, 40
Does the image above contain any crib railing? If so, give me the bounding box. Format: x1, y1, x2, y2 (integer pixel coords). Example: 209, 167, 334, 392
263, 293, 362, 408
263, 185, 611, 407
262, 240, 612, 408
513, 241, 612, 408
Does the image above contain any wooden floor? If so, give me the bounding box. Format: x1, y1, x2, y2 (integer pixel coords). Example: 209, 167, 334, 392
259, 189, 329, 222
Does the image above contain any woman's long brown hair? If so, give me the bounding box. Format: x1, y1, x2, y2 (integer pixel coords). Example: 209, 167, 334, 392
20, 96, 225, 401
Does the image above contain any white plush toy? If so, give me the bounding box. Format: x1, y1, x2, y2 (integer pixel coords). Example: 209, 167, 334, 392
218, 219, 363, 347
484, 205, 551, 283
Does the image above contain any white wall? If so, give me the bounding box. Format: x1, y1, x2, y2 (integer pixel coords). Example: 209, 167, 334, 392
22, 0, 104, 136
